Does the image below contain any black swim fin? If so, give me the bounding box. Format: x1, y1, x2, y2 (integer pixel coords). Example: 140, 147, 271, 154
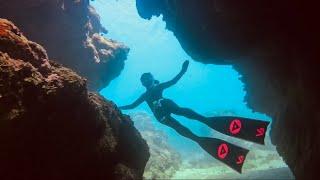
201, 116, 270, 145
197, 137, 249, 173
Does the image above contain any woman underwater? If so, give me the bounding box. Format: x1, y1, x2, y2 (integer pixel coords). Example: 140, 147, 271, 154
119, 60, 269, 173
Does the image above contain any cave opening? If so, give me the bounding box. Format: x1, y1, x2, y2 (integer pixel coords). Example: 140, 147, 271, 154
92, 0, 292, 178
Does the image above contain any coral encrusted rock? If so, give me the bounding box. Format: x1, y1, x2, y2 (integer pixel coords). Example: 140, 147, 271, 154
0, 18, 149, 180
0, 0, 129, 90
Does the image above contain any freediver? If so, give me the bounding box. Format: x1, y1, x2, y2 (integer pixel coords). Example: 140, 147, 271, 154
119, 60, 270, 173
119, 60, 206, 142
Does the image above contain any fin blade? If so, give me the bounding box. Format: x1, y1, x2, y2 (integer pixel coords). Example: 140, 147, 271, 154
198, 137, 249, 173
202, 116, 270, 145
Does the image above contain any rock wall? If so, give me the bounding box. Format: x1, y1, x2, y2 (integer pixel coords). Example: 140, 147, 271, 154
0, 18, 149, 180
136, 0, 319, 179
0, 0, 129, 90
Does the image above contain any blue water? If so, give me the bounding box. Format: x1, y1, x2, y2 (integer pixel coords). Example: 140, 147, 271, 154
92, 0, 270, 156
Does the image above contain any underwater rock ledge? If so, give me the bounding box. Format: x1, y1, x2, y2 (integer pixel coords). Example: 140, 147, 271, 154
0, 0, 129, 91
0, 18, 149, 180
136, 1, 319, 179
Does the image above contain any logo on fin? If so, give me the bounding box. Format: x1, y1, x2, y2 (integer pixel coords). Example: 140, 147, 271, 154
229, 119, 242, 135
256, 127, 265, 137
217, 143, 229, 159
236, 155, 245, 164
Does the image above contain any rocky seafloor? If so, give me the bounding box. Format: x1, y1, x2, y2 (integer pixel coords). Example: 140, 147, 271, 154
0, 18, 149, 180
131, 112, 181, 179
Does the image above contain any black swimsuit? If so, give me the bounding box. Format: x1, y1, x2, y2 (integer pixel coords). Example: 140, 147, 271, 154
144, 85, 176, 121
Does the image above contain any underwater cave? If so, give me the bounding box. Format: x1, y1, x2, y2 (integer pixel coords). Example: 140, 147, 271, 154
94, 0, 293, 178
0, 0, 318, 179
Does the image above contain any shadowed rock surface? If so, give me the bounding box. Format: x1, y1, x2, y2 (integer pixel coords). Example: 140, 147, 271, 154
0, 18, 149, 180
0, 0, 129, 90
136, 1, 318, 179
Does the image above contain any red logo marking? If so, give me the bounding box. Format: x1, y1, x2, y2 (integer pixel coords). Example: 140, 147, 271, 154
229, 119, 242, 135
217, 143, 229, 159
256, 127, 265, 137
236, 155, 245, 164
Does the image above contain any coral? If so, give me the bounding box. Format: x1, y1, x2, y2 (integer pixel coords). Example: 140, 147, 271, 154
0, 0, 129, 90
130, 112, 181, 179
0, 18, 149, 180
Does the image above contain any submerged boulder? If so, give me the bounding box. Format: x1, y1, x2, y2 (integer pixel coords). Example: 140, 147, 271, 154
0, 0, 129, 90
0, 18, 149, 180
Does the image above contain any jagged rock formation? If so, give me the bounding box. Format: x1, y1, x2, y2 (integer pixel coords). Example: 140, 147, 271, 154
136, 1, 318, 179
130, 112, 181, 179
0, 18, 149, 180
0, 0, 129, 90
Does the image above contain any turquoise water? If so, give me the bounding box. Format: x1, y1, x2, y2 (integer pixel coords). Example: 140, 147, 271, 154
92, 0, 270, 156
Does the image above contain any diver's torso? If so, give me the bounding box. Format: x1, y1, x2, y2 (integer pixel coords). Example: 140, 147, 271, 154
145, 85, 171, 120
145, 85, 163, 106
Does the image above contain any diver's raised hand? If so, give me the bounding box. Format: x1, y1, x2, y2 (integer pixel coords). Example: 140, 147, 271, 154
159, 60, 189, 89
182, 60, 189, 72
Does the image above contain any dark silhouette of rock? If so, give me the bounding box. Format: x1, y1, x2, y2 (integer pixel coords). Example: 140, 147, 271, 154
136, 1, 318, 179
0, 18, 149, 180
0, 0, 129, 90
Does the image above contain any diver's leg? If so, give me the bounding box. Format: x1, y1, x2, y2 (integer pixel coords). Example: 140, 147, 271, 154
164, 100, 207, 122
177, 107, 207, 121
160, 116, 200, 142
169, 101, 207, 122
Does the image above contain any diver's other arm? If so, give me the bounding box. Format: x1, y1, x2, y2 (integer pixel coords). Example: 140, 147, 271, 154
159, 60, 189, 89
119, 94, 145, 110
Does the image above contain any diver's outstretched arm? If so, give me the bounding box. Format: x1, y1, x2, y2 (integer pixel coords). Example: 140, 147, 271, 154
159, 60, 189, 89
119, 93, 145, 110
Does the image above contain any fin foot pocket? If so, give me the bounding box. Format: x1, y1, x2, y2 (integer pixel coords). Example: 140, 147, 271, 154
197, 137, 249, 173
202, 116, 270, 145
